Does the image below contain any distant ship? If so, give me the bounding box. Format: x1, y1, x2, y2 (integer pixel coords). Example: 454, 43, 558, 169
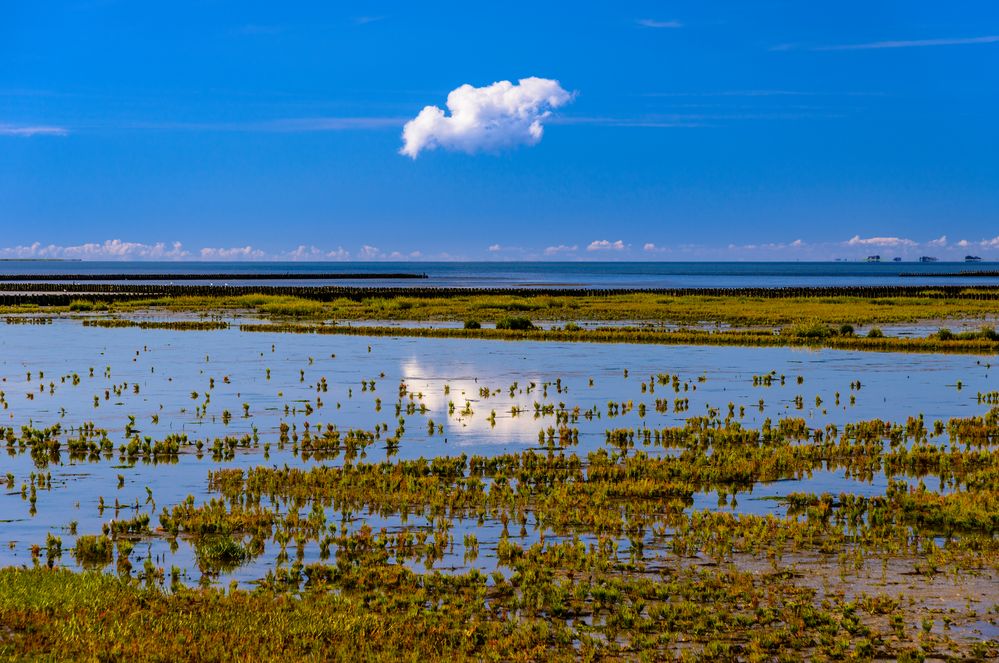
892, 257, 902, 262
965, 255, 983, 262
919, 256, 938, 263
865, 255, 881, 263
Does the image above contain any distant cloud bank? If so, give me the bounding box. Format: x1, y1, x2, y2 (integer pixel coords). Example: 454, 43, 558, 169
400, 77, 573, 158
2, 235, 999, 262
199, 246, 265, 260
0, 240, 187, 260
0, 241, 425, 262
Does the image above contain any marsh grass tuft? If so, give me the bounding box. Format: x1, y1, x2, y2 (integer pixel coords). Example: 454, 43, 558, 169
494, 316, 535, 331
194, 534, 250, 573
72, 535, 113, 569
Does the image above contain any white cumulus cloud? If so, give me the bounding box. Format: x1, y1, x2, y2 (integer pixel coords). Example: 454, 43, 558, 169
587, 239, 626, 251
199, 246, 265, 260
846, 235, 917, 247
400, 77, 573, 158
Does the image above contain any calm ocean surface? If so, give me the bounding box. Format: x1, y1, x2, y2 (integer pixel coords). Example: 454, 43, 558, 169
1, 260, 998, 288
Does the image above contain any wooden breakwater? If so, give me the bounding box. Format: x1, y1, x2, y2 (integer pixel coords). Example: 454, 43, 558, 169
0, 272, 428, 281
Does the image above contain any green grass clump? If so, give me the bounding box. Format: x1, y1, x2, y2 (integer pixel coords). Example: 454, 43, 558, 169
494, 316, 535, 331
251, 297, 329, 318
463, 319, 481, 329
82, 319, 229, 331
194, 535, 249, 573
934, 325, 999, 341
68, 300, 108, 312
72, 535, 113, 569
785, 320, 834, 339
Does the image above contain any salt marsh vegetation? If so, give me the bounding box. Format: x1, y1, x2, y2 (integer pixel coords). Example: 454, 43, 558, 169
0, 307, 997, 659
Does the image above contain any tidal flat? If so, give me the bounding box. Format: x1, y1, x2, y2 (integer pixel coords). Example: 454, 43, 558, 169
0, 312, 997, 660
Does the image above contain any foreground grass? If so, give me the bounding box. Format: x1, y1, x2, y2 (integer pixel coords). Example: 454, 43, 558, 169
0, 555, 987, 662
0, 568, 565, 662
24, 292, 999, 327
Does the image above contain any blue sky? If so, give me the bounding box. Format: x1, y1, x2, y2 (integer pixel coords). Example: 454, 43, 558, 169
2, 1, 998, 261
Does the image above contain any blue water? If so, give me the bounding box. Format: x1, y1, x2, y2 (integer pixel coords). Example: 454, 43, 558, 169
1, 260, 998, 288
